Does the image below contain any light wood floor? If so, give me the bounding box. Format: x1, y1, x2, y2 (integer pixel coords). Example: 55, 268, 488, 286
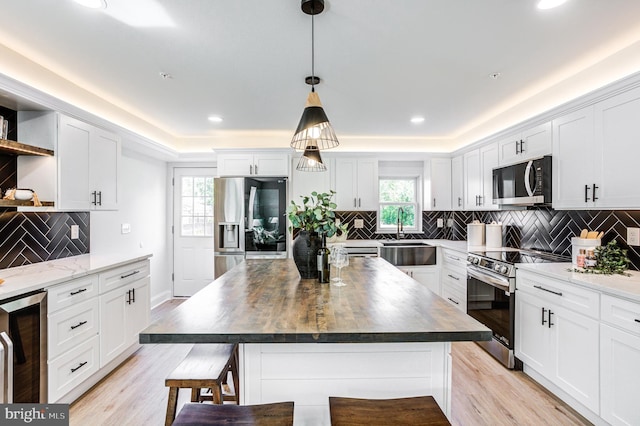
70, 299, 591, 425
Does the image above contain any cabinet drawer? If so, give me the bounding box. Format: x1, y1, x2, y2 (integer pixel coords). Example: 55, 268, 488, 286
99, 259, 150, 293
516, 270, 599, 319
47, 275, 99, 313
441, 265, 466, 293
601, 294, 640, 336
442, 285, 466, 312
48, 298, 99, 360
441, 248, 467, 270
48, 335, 99, 403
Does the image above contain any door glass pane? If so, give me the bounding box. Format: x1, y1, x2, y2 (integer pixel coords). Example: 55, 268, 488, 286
181, 175, 214, 237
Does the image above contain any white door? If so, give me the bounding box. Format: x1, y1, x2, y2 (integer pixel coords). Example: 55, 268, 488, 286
173, 168, 216, 297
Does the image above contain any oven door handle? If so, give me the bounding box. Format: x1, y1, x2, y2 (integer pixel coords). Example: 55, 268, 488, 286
0, 331, 13, 404
467, 268, 511, 293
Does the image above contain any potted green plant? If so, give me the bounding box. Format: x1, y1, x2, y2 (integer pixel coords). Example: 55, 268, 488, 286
287, 190, 338, 278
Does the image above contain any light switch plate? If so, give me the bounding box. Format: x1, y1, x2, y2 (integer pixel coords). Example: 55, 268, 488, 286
354, 219, 364, 229
70, 225, 79, 240
627, 227, 640, 246
447, 218, 454, 228
437, 218, 444, 228
121, 223, 131, 234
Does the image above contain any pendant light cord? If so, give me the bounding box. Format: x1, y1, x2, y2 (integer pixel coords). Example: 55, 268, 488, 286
311, 5, 315, 93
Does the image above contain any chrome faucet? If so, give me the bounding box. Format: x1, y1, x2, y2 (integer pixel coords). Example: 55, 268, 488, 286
396, 207, 404, 240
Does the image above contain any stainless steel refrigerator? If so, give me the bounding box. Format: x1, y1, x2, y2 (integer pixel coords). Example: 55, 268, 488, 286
214, 177, 288, 278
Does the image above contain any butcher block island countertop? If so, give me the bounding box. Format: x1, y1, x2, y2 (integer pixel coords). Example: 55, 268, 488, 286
140, 257, 490, 425
139, 257, 490, 344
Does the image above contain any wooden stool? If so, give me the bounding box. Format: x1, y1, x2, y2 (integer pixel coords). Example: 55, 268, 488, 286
165, 343, 239, 426
329, 396, 450, 426
172, 402, 294, 426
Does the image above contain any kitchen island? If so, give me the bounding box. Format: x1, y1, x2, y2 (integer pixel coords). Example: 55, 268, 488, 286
140, 257, 491, 425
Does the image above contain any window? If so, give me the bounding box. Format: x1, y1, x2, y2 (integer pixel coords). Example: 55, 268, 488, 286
378, 176, 421, 233
180, 176, 214, 236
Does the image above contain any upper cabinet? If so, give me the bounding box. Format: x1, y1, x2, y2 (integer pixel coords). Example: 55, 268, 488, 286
17, 112, 120, 211
290, 155, 334, 203
553, 85, 640, 209
463, 142, 499, 210
497, 122, 552, 166
217, 152, 289, 177
451, 155, 464, 210
334, 157, 378, 210
424, 158, 452, 211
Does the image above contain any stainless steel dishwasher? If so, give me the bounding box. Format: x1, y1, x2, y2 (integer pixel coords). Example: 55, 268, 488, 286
0, 290, 47, 403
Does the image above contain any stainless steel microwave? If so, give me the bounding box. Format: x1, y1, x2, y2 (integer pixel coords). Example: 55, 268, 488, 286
492, 156, 552, 206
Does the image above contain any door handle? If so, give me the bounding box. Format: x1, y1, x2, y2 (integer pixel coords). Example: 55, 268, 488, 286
353, 198, 357, 208
254, 165, 258, 175
433, 198, 436, 208
448, 274, 459, 281
126, 290, 131, 305
70, 361, 88, 373
458, 197, 462, 207
533, 285, 563, 297
520, 139, 525, 153
447, 297, 459, 305
132, 287, 136, 303
358, 198, 361, 208
516, 140, 521, 154
592, 184, 599, 202
0, 331, 13, 403
120, 270, 140, 279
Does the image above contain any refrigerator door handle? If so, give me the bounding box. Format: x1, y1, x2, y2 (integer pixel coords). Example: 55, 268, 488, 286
0, 331, 13, 403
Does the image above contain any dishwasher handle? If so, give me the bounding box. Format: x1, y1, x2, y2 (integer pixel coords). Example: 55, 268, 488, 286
0, 331, 13, 403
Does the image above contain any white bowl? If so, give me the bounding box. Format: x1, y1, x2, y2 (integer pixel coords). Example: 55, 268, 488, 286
13, 189, 34, 201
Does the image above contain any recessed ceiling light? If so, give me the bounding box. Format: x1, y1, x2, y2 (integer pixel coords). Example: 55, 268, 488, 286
208, 116, 223, 123
410, 117, 425, 124
537, 0, 568, 10
73, 0, 107, 9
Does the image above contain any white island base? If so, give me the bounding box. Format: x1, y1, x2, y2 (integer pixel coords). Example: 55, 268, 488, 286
241, 341, 452, 425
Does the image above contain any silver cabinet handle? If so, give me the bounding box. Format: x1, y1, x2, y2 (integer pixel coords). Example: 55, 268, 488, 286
458, 197, 462, 207
433, 198, 436, 208
353, 198, 357, 208
358, 198, 361, 208
0, 331, 13, 403
533, 285, 563, 296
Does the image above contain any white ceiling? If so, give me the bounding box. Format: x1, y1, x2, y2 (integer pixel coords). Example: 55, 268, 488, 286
1, 0, 640, 154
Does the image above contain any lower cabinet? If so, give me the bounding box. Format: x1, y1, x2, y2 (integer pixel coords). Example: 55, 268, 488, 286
399, 266, 440, 295
440, 248, 468, 313
47, 257, 151, 403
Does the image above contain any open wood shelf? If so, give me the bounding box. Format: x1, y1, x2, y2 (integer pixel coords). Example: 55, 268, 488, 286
0, 199, 54, 207
0, 138, 54, 156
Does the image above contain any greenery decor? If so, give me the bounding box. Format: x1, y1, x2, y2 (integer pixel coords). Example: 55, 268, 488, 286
569, 240, 631, 276
287, 190, 338, 237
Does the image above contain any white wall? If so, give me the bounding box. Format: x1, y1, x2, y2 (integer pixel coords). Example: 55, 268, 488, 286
90, 147, 171, 307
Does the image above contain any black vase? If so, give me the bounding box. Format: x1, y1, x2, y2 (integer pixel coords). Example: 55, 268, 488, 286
292, 231, 320, 279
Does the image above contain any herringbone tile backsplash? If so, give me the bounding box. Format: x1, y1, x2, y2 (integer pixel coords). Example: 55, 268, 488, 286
336, 208, 640, 271
0, 211, 90, 269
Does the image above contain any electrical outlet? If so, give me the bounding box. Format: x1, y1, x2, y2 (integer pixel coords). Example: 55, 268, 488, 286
447, 218, 454, 228
335, 218, 341, 226
354, 219, 364, 229
121, 223, 131, 234
627, 227, 640, 246
437, 218, 444, 228
70, 225, 79, 240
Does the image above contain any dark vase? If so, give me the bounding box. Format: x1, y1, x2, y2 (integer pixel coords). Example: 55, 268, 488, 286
291, 230, 320, 279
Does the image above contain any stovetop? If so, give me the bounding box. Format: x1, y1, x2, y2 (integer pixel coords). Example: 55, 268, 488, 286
467, 248, 571, 278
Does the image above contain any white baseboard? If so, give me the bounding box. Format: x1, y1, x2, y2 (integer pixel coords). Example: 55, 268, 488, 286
151, 290, 172, 309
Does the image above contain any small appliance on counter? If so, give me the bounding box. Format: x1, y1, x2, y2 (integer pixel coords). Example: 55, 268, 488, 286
467, 221, 485, 247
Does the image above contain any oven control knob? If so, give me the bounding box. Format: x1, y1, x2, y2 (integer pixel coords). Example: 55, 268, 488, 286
494, 264, 502, 273
473, 258, 480, 265
500, 265, 508, 274
467, 256, 473, 263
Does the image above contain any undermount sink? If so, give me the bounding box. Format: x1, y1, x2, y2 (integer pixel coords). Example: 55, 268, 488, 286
379, 242, 436, 266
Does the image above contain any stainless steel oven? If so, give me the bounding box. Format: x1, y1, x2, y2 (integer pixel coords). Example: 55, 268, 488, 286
0, 290, 47, 403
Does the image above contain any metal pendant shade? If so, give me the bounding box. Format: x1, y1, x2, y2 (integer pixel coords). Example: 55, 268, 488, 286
292, 0, 339, 162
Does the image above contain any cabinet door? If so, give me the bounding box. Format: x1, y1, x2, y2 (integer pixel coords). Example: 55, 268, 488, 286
254, 153, 289, 176
552, 106, 597, 209
595, 86, 640, 208
217, 153, 253, 176
463, 149, 481, 209
427, 158, 452, 211
355, 158, 378, 210
515, 292, 551, 373
291, 156, 333, 203
497, 134, 521, 166
410, 266, 440, 295
126, 277, 150, 346
551, 304, 599, 412
479, 143, 499, 210
520, 122, 552, 161
334, 158, 358, 210
57, 115, 91, 210
99, 285, 128, 367
451, 155, 464, 210
601, 324, 640, 426
90, 127, 119, 210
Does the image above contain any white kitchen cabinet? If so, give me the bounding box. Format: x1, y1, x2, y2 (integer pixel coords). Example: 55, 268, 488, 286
17, 112, 120, 210
399, 265, 440, 295
439, 248, 467, 312
99, 272, 150, 368
424, 158, 451, 211
497, 122, 552, 166
451, 155, 464, 210
290, 155, 334, 203
515, 270, 599, 413
334, 157, 378, 210
600, 294, 640, 426
463, 142, 498, 210
217, 152, 289, 176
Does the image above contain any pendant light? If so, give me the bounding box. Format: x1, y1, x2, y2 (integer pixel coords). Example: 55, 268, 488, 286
293, 0, 339, 172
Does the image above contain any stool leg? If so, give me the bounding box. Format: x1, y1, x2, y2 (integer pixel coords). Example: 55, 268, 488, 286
230, 350, 240, 404
212, 384, 223, 404
165, 387, 179, 426
190, 388, 200, 402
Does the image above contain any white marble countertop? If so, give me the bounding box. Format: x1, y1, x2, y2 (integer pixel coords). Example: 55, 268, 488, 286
0, 251, 153, 301
516, 262, 640, 302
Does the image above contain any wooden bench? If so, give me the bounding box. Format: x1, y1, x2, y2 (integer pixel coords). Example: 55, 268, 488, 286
172, 402, 294, 426
329, 396, 450, 425
165, 343, 239, 426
